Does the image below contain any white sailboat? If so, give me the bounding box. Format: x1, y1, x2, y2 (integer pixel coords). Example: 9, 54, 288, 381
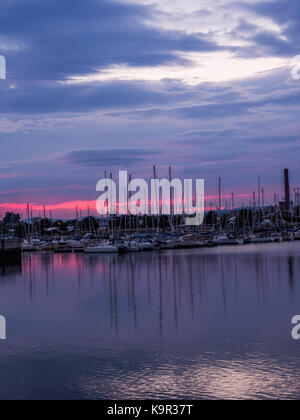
216, 235, 244, 245
84, 242, 118, 253
248, 235, 275, 244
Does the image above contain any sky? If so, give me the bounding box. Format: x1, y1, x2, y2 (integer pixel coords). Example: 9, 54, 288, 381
0, 0, 300, 217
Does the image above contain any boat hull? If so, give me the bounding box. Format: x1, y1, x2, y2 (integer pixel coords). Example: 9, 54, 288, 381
84, 247, 118, 254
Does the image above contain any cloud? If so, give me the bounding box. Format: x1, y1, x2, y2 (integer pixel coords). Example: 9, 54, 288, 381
1, 0, 300, 212
106, 73, 300, 120
62, 148, 163, 167
0, 0, 221, 81
171, 129, 300, 146
0, 80, 182, 114
236, 0, 300, 57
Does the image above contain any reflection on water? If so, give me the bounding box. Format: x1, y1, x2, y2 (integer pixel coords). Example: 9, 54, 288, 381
0, 243, 300, 400
0, 255, 21, 283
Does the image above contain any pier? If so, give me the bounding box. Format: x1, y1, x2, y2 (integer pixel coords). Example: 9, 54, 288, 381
0, 238, 21, 256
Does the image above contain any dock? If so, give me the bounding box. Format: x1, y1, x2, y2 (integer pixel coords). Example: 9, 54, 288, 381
0, 238, 22, 255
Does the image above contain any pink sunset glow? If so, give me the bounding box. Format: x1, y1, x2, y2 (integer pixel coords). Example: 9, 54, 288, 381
0, 191, 279, 219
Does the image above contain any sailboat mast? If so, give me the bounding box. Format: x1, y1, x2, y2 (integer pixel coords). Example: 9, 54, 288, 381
153, 166, 160, 233
218, 178, 221, 209
110, 173, 114, 236
218, 177, 222, 232
169, 166, 174, 232
27, 203, 30, 240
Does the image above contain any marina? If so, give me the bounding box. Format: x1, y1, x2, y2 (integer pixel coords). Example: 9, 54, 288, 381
0, 169, 298, 255
17, 229, 300, 254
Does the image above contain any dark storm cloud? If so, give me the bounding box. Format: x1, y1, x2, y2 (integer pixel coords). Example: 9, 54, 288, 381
62, 148, 162, 167
0, 0, 221, 81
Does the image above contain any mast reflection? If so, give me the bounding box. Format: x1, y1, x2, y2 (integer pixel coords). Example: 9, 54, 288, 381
0, 248, 296, 339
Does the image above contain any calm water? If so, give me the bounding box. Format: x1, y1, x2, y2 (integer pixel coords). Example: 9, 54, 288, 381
0, 242, 300, 400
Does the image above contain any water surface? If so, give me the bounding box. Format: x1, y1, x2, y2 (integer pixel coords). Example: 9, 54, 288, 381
0, 242, 300, 400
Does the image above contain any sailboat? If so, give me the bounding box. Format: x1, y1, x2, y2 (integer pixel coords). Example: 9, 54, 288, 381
84, 241, 118, 253
216, 235, 244, 245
